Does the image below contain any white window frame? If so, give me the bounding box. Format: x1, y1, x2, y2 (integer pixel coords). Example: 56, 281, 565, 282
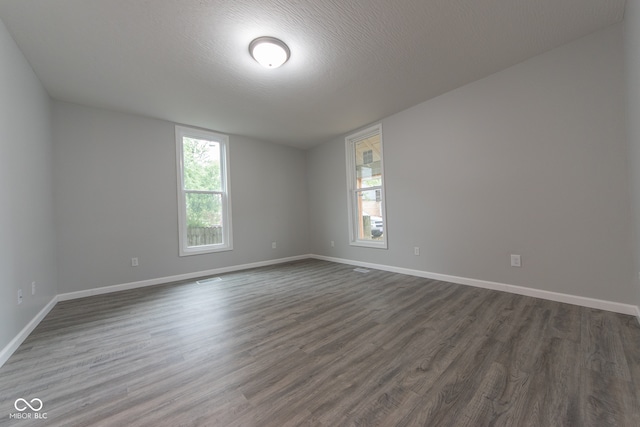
176, 125, 233, 256
345, 124, 388, 249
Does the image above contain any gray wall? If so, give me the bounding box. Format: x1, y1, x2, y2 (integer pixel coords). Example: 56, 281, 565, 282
308, 23, 636, 303
625, 0, 640, 312
53, 101, 309, 293
0, 19, 58, 350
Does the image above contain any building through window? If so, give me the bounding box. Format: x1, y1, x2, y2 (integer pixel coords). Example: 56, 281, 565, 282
345, 124, 387, 248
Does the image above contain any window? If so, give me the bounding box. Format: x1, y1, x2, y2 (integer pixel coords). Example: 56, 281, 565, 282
346, 124, 387, 248
176, 125, 232, 256
363, 149, 373, 165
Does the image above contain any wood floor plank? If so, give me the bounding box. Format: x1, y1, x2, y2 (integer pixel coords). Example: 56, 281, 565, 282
457, 361, 511, 426
1, 259, 639, 426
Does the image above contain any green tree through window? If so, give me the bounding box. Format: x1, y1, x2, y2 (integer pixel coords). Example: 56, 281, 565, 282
176, 126, 232, 255
183, 137, 222, 228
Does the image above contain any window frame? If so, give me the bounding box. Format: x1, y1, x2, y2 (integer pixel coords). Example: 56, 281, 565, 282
175, 125, 233, 256
345, 124, 388, 249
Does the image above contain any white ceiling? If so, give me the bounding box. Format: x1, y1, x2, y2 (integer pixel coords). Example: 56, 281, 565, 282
0, 0, 626, 148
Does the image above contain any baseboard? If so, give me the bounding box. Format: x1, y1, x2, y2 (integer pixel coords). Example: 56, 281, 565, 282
0, 296, 58, 368
310, 254, 639, 316
57, 254, 310, 301
4, 254, 636, 369
1, 255, 312, 368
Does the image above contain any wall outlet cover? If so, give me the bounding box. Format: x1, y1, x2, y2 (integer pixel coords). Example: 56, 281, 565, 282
510, 254, 522, 267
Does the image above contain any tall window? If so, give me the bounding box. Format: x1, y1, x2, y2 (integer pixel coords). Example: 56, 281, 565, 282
176, 125, 232, 256
346, 124, 387, 248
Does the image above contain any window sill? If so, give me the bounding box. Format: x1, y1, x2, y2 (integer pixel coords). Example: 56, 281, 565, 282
349, 241, 388, 249
179, 245, 233, 257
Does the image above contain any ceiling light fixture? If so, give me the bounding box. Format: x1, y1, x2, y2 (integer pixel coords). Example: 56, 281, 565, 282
249, 37, 290, 69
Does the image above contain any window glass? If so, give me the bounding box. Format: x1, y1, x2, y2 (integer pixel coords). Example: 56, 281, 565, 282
346, 125, 387, 248
176, 126, 232, 255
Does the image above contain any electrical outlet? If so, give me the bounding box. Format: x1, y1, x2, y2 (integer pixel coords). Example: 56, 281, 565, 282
31, 281, 36, 296
510, 254, 521, 267
131, 257, 139, 267
414, 247, 420, 256
272, 242, 277, 249
17, 289, 23, 304
331, 241, 335, 247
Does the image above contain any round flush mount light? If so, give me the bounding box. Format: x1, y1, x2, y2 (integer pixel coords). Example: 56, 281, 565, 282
249, 37, 290, 69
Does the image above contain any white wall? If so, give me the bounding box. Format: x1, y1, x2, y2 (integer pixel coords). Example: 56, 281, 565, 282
308, 23, 636, 304
625, 0, 640, 314
53, 101, 309, 293
0, 19, 57, 352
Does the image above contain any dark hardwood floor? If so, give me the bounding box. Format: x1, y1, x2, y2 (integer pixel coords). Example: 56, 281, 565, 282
1, 259, 639, 426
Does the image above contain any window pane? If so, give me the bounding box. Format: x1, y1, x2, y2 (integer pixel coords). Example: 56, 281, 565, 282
183, 137, 222, 191
346, 124, 386, 248
185, 192, 223, 247
355, 189, 384, 241
355, 136, 381, 189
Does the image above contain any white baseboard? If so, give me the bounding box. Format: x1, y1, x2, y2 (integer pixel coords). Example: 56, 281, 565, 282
310, 254, 639, 316
3, 253, 638, 369
0, 296, 58, 368
1, 255, 310, 368
57, 255, 310, 301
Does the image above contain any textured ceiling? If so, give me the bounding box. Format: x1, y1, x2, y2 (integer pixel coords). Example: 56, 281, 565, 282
0, 0, 626, 148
